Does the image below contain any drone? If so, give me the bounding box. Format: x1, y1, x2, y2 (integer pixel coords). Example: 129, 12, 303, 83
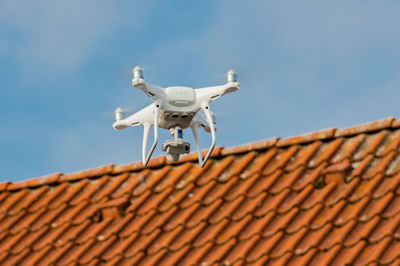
113, 66, 239, 167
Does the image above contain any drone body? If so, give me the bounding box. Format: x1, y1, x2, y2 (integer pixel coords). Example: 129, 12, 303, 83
113, 67, 239, 167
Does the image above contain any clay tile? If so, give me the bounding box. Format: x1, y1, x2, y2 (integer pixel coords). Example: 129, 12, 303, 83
146, 155, 166, 168
210, 146, 223, 157
277, 128, 336, 147
21, 178, 46, 189
322, 159, 352, 175
130, 161, 146, 171
111, 162, 141, 175
324, 172, 345, 186
83, 164, 114, 178
170, 146, 223, 164
321, 159, 352, 186
19, 173, 62, 189
100, 196, 130, 219
0, 181, 11, 192
60, 164, 114, 182
391, 119, 400, 129
221, 137, 279, 156
178, 152, 199, 164
103, 196, 130, 209
38, 173, 62, 185
7, 181, 28, 191
102, 207, 120, 219
334, 117, 394, 138
59, 172, 77, 182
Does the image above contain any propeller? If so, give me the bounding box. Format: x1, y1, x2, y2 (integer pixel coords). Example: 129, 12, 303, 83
207, 62, 248, 80
100, 105, 138, 119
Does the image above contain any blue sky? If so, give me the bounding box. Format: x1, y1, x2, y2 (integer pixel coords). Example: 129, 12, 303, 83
1, 1, 400, 182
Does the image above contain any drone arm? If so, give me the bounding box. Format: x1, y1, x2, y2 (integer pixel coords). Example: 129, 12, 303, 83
195, 81, 239, 104
191, 104, 216, 168
142, 104, 160, 166
132, 77, 166, 102
113, 113, 142, 130
113, 104, 154, 130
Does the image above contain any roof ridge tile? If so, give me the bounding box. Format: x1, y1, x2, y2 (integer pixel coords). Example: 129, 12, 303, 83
220, 138, 279, 156
277, 128, 337, 147
1, 116, 399, 193
6, 173, 62, 192
335, 117, 395, 137
59, 164, 114, 183
0, 182, 11, 192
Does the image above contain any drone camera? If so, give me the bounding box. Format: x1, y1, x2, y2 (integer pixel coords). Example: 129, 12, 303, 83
162, 126, 190, 162
162, 141, 190, 162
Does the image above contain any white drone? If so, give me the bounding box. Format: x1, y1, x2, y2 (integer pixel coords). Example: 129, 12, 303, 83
113, 66, 239, 167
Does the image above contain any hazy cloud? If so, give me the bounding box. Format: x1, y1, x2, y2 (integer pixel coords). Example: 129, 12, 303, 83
142, 0, 400, 139
0, 0, 156, 83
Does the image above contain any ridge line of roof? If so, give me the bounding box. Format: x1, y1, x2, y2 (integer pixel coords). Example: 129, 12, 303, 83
1, 117, 398, 192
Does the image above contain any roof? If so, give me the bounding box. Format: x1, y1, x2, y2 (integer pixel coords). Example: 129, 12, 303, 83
1, 117, 400, 265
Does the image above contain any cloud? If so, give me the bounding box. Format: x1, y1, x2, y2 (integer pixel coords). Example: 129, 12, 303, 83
0, 0, 156, 83
137, 0, 400, 144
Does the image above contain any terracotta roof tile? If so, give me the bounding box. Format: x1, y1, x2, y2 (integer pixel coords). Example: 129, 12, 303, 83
391, 119, 400, 129
3, 117, 400, 265
220, 137, 279, 156
277, 128, 336, 147
334, 117, 395, 137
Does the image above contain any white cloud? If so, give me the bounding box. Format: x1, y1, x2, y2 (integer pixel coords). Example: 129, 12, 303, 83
0, 0, 156, 83
138, 0, 400, 144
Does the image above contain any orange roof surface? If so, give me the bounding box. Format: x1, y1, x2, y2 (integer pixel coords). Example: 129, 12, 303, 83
2, 117, 400, 265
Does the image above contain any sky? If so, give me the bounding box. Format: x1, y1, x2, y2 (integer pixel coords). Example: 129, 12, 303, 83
1, 1, 400, 182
